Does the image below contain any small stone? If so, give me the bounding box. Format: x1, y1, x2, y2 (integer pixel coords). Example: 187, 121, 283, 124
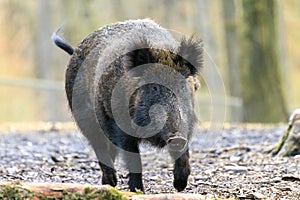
51, 154, 64, 163
149, 175, 159, 181
224, 165, 248, 172
26, 171, 38, 178
159, 163, 172, 168
90, 162, 100, 169
282, 174, 300, 182
53, 175, 62, 182
245, 192, 266, 199
230, 156, 242, 162
7, 167, 19, 175
50, 187, 64, 192
277, 186, 292, 192
194, 175, 209, 181
270, 177, 281, 183
234, 151, 243, 157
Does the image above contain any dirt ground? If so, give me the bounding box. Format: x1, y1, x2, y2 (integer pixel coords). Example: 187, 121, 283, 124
0, 123, 299, 199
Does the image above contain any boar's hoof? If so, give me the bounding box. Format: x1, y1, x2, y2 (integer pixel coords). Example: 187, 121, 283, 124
102, 173, 117, 187
173, 177, 188, 192
167, 136, 188, 152
173, 159, 190, 192
128, 173, 144, 192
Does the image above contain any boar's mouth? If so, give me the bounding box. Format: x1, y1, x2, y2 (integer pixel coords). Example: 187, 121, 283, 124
167, 134, 187, 152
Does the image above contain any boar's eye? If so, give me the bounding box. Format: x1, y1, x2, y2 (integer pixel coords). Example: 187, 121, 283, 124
151, 84, 160, 94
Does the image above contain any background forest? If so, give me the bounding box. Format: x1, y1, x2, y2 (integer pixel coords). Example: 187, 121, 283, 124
0, 0, 299, 123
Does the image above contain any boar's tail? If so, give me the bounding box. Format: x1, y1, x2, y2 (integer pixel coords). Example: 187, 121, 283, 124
52, 26, 74, 55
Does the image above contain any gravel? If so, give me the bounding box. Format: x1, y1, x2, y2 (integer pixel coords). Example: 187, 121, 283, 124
0, 123, 299, 199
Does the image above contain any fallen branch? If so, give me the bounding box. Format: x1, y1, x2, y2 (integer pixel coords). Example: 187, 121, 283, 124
0, 182, 207, 200
0, 182, 131, 200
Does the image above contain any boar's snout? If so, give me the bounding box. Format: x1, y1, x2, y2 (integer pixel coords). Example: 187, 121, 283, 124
167, 133, 187, 152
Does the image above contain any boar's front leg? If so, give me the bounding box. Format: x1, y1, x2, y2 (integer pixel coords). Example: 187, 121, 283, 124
171, 149, 191, 192
121, 137, 144, 192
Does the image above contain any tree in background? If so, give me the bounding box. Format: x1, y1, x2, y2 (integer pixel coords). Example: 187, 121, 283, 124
240, 0, 288, 122
36, 0, 54, 121
222, 0, 242, 122
2, 0, 299, 122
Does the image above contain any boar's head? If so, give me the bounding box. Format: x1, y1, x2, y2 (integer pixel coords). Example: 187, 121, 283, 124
121, 37, 203, 152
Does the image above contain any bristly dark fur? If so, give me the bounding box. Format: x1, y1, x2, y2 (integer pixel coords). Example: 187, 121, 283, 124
176, 35, 204, 76
125, 36, 203, 78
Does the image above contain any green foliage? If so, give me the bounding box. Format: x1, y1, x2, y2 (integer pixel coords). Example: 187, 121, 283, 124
131, 188, 143, 195
0, 185, 34, 200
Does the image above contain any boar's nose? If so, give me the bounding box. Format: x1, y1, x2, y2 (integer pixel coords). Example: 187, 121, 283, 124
167, 135, 187, 152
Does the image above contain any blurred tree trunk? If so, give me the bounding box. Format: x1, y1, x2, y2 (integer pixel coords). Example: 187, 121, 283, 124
111, 0, 126, 20
36, 0, 54, 121
162, 0, 176, 26
194, 0, 226, 148
222, 0, 242, 122
194, 0, 216, 89
277, 0, 289, 104
240, 0, 288, 122
36, 0, 51, 79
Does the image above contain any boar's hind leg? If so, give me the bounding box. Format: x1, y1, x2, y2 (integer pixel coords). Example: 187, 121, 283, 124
121, 137, 144, 192
171, 149, 191, 192
75, 116, 118, 187
98, 144, 118, 187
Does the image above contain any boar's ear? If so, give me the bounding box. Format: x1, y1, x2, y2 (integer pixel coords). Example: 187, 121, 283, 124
125, 39, 155, 69
174, 36, 203, 77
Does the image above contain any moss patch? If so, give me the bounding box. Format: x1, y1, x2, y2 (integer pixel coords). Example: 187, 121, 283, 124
57, 187, 128, 200
271, 124, 292, 156
0, 185, 34, 200
0, 184, 130, 200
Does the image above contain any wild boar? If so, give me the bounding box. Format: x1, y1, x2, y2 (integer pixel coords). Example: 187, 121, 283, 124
52, 19, 203, 192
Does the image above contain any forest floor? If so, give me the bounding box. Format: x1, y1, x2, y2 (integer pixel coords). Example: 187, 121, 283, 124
0, 122, 299, 199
